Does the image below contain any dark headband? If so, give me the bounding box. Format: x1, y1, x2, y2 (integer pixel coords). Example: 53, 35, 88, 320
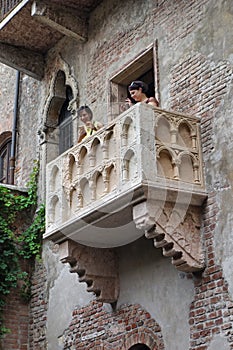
128, 81, 148, 93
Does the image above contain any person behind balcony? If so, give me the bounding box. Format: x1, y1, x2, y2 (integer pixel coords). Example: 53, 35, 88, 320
125, 80, 159, 107
77, 105, 103, 143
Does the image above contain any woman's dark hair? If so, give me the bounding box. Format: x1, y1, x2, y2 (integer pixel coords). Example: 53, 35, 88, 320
128, 80, 148, 93
77, 105, 93, 120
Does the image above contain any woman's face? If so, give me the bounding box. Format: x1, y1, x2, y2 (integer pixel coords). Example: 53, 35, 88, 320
129, 87, 143, 102
80, 110, 91, 124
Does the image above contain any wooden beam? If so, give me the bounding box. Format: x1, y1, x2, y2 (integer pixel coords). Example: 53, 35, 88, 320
31, 1, 88, 42
0, 42, 44, 80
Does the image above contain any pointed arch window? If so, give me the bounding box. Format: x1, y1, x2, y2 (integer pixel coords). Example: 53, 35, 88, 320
59, 85, 73, 154
0, 137, 12, 184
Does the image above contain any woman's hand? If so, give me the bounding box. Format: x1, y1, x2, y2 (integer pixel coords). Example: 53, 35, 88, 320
85, 121, 96, 130
125, 97, 133, 107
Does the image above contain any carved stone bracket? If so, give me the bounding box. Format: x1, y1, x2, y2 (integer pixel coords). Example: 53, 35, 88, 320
59, 240, 119, 303
133, 200, 205, 272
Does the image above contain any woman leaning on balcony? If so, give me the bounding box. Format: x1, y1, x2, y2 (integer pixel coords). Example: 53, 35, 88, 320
77, 105, 103, 143
125, 80, 159, 107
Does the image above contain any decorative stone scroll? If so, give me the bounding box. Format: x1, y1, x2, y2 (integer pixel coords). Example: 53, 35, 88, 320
59, 239, 119, 303
133, 200, 205, 272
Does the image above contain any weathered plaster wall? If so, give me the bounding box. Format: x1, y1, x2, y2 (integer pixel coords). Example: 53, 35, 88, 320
0, 63, 15, 133
15, 74, 42, 187
118, 237, 194, 350
42, 242, 94, 350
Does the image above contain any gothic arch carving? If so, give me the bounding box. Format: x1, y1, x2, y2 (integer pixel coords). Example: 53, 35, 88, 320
178, 151, 200, 183
157, 146, 176, 179
90, 136, 102, 167
177, 120, 193, 148
155, 114, 171, 143
123, 149, 137, 181
0, 131, 12, 145
43, 54, 79, 123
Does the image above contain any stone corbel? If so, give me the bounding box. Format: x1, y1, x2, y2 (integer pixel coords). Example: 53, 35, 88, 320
133, 200, 205, 272
59, 240, 119, 303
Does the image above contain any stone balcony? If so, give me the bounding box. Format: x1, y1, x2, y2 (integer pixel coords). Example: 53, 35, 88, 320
45, 103, 206, 277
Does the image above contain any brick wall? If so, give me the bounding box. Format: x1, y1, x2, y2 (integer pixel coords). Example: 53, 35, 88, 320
2, 285, 29, 350
62, 302, 164, 349
28, 261, 48, 350
170, 53, 232, 116
189, 192, 233, 349
86, 1, 154, 108
168, 41, 233, 349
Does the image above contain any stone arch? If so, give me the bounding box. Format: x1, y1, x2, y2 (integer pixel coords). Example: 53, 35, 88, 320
48, 195, 61, 226
123, 328, 163, 350
105, 163, 117, 192
0, 131, 12, 184
68, 153, 77, 183
177, 120, 193, 148
123, 149, 137, 181
80, 177, 91, 206
44, 70, 74, 159
43, 55, 79, 123
157, 146, 176, 179
49, 164, 60, 193
103, 129, 115, 159
78, 145, 89, 174
90, 136, 102, 167
178, 151, 197, 183
0, 131, 12, 145
92, 170, 104, 200
40, 55, 79, 202
155, 114, 171, 143
122, 115, 134, 146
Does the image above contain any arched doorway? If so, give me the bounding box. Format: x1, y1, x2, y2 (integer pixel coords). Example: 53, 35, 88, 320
129, 344, 151, 350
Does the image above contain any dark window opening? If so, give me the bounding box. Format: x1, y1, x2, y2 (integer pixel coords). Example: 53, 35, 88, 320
129, 344, 151, 350
0, 138, 12, 184
59, 85, 73, 154
109, 43, 159, 121
126, 68, 155, 103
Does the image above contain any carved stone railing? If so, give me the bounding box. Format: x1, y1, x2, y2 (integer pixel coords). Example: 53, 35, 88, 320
45, 103, 206, 300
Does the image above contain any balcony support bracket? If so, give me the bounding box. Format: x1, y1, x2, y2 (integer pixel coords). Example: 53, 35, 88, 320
59, 239, 119, 303
133, 199, 205, 272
